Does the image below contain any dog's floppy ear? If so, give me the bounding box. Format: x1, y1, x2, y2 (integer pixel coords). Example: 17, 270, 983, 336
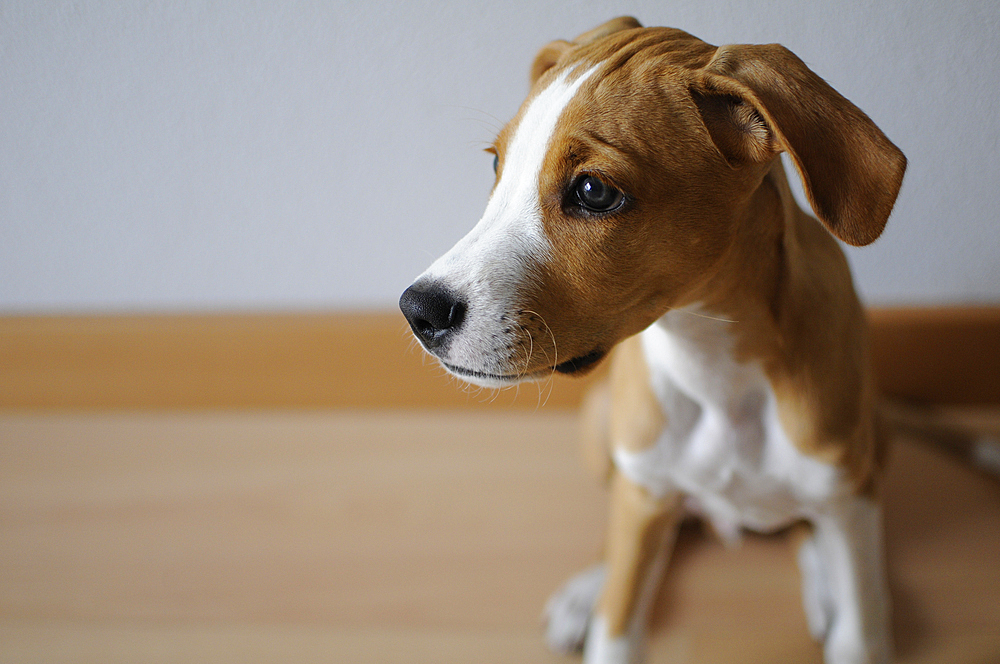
530, 40, 574, 85
691, 44, 906, 246
531, 16, 643, 86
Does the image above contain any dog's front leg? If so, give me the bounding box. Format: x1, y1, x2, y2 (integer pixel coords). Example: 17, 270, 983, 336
584, 471, 682, 664
805, 496, 892, 664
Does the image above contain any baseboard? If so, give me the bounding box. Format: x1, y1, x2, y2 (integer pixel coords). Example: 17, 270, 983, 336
0, 312, 594, 410
2, 307, 998, 410
866, 306, 1000, 406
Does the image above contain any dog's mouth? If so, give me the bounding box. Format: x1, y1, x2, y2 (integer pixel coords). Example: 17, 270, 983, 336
442, 348, 606, 386
553, 349, 606, 375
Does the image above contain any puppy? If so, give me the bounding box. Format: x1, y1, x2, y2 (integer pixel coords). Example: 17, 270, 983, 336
400, 17, 906, 664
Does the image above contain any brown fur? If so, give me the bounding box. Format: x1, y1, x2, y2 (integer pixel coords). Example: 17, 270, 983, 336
489, 19, 903, 495
609, 336, 666, 454
468, 19, 907, 650
599, 471, 682, 636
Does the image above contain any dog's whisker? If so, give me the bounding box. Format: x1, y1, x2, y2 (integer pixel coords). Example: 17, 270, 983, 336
541, 379, 555, 411
523, 327, 537, 377
416, 246, 441, 261
490, 383, 507, 404
668, 306, 738, 324
444, 104, 507, 133
461, 116, 504, 136
513, 325, 535, 382
523, 310, 560, 386
524, 309, 558, 366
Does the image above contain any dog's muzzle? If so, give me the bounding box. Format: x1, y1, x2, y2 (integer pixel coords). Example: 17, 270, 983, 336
399, 283, 467, 351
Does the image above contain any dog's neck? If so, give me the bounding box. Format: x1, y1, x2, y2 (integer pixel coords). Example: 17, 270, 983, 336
650, 156, 878, 483
655, 156, 863, 371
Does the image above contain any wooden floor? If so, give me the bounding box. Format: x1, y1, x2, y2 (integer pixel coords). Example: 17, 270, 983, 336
1, 409, 999, 663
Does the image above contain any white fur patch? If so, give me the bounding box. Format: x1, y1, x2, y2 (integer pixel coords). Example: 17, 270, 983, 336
612, 306, 842, 535
605, 306, 891, 663
544, 563, 606, 655
584, 616, 641, 664
413, 65, 598, 386
810, 497, 892, 664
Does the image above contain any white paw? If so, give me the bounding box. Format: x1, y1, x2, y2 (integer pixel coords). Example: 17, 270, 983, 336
544, 564, 606, 654
797, 536, 834, 641
584, 615, 646, 664
824, 622, 892, 664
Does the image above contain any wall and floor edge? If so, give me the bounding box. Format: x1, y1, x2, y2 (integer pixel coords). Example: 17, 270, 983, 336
2, 307, 998, 410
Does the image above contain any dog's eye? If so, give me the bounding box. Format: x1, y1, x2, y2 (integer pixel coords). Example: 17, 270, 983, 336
574, 175, 624, 213
493, 153, 499, 174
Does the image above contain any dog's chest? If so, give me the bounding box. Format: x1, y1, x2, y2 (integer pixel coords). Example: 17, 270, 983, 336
612, 310, 842, 537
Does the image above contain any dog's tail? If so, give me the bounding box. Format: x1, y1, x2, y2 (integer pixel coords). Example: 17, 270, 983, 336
880, 399, 1000, 478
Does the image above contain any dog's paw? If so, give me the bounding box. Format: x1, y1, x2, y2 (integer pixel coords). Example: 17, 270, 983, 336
583, 614, 648, 664
543, 564, 607, 654
797, 535, 834, 641
824, 622, 892, 664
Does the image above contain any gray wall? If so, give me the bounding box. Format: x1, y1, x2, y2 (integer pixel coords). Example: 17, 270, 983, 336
2, 1, 998, 313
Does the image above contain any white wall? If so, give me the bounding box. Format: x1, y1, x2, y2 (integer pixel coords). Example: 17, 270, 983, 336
2, 1, 998, 313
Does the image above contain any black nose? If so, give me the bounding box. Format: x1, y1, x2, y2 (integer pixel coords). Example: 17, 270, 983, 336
399, 284, 467, 349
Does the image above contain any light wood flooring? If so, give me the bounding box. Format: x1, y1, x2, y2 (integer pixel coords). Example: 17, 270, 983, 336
2, 409, 999, 663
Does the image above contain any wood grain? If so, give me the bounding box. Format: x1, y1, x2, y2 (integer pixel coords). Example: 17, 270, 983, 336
1, 409, 998, 662
1, 306, 998, 410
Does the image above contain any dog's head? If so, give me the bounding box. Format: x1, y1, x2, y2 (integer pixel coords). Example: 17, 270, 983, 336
400, 17, 905, 388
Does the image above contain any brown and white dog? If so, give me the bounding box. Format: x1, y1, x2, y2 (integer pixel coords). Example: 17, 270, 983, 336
400, 17, 906, 664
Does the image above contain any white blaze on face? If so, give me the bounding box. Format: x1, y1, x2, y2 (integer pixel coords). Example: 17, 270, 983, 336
415, 65, 599, 382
